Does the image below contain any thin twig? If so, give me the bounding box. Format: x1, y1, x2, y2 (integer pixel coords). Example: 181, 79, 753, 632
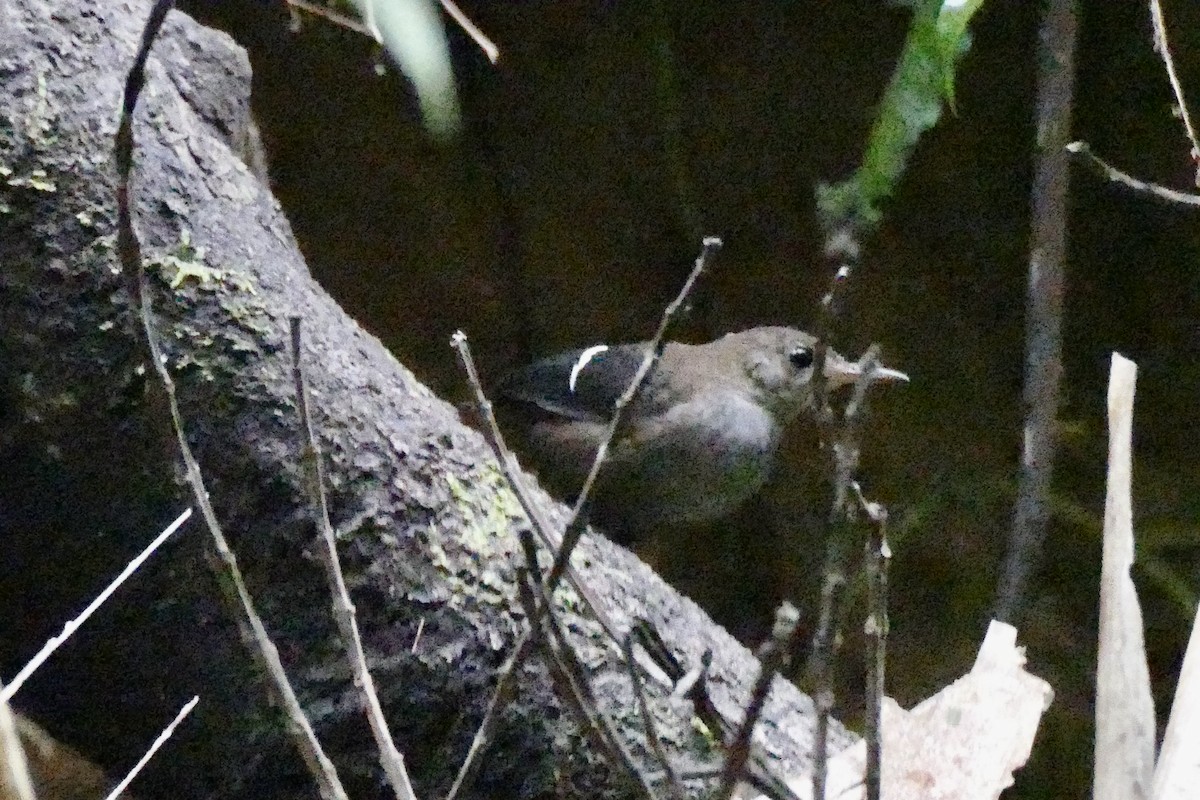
843, 347, 882, 427
716, 603, 800, 800
443, 630, 534, 800
544, 624, 659, 800
0, 508, 191, 703
116, 6, 349, 799
624, 634, 685, 800
805, 219, 862, 800
1149, 0, 1200, 183
828, 347, 882, 535
286, 0, 371, 36
519, 572, 660, 800
451, 332, 621, 643
631, 620, 685, 685
437, 0, 500, 63
104, 696, 199, 800
515, 527, 544, 587
808, 531, 858, 789
855, 482, 890, 800
516, 518, 656, 800
453, 334, 635, 792
809, 568, 841, 800
446, 236, 721, 800
808, 235, 859, 426
1067, 141, 1200, 206
547, 236, 722, 589
808, 347, 884, 800
843, 354, 890, 800
286, 0, 499, 64
289, 318, 417, 800
669, 647, 801, 800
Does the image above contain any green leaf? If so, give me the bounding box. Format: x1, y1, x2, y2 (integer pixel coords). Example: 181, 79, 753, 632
817, 0, 988, 231
351, 0, 461, 140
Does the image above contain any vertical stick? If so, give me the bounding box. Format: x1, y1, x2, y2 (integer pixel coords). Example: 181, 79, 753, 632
1093, 353, 1155, 800
995, 0, 1078, 624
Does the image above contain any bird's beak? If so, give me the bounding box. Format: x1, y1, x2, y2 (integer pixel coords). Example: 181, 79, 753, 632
825, 356, 909, 390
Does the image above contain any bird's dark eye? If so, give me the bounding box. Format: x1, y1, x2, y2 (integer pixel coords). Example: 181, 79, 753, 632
789, 346, 814, 370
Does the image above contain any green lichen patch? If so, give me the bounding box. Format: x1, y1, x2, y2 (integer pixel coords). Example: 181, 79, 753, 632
149, 229, 258, 296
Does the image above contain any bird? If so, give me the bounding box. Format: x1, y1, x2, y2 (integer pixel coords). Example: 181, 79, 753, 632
494, 326, 908, 537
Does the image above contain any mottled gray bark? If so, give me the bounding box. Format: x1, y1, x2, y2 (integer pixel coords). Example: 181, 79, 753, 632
0, 1, 852, 798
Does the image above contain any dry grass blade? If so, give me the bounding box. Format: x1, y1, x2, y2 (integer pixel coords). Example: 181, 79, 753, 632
1067, 142, 1200, 206
1148, 0, 1200, 181
437, 0, 499, 63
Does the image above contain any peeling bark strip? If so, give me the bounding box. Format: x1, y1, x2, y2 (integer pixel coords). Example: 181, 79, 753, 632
0, 1, 852, 798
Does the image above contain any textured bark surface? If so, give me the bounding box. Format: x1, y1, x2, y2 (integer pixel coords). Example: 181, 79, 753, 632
0, 1, 853, 798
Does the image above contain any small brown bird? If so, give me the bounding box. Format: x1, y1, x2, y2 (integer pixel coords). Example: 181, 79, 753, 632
496, 327, 907, 536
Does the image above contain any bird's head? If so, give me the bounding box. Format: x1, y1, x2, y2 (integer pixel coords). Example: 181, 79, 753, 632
715, 326, 908, 422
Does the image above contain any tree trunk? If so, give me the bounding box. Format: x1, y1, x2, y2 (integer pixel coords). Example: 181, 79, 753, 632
0, 1, 852, 798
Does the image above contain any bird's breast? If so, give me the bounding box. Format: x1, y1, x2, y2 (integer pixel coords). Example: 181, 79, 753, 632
610, 391, 782, 525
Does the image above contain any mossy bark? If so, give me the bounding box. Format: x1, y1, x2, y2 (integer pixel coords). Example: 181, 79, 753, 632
0, 2, 852, 798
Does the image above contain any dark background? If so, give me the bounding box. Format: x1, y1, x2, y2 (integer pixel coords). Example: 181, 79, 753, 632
181, 2, 1200, 797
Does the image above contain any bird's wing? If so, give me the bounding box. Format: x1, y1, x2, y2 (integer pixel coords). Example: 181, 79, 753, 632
496, 342, 651, 423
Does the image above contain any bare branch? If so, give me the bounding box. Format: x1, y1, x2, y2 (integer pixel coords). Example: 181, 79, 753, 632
447, 236, 720, 799
624, 634, 685, 800
0, 509, 191, 704
716, 603, 800, 800
289, 318, 417, 800
104, 696, 200, 800
1068, 141, 1200, 206
1149, 0, 1200, 184
116, 6, 349, 798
